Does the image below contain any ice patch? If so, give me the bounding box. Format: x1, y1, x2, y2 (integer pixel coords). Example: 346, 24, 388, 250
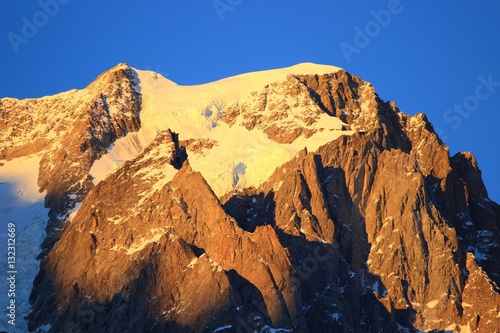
471, 248, 488, 261
212, 325, 232, 332
90, 131, 149, 185
232, 162, 247, 188
426, 299, 439, 309
68, 202, 83, 222
126, 232, 164, 255
259, 326, 293, 333
397, 323, 411, 333
109, 228, 167, 255
187, 257, 198, 269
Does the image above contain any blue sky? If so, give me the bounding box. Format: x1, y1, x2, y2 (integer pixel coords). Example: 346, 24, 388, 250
1, 1, 499, 201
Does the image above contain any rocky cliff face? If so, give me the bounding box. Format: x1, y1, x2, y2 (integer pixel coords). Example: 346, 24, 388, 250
2, 64, 142, 257
1, 63, 499, 332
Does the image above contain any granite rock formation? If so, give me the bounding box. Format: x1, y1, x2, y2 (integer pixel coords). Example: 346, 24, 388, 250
1, 63, 498, 332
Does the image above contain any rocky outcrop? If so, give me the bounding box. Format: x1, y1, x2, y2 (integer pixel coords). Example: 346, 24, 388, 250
221, 72, 360, 144
15, 64, 143, 255
222, 100, 500, 331
29, 129, 303, 332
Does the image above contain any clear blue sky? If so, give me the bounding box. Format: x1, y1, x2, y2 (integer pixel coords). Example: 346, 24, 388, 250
1, 1, 499, 202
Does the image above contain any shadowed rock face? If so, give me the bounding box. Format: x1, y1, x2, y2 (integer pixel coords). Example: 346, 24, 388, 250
2, 64, 497, 332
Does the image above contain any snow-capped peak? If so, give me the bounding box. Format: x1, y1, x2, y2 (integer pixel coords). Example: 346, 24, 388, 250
133, 62, 343, 141
90, 62, 350, 196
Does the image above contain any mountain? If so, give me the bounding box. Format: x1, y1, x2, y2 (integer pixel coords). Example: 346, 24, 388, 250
1, 63, 499, 333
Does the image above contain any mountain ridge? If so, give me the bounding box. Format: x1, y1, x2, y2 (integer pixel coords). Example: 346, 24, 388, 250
1, 63, 499, 332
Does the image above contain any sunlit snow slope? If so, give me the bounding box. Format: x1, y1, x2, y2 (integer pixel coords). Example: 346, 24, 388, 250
91, 63, 352, 196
